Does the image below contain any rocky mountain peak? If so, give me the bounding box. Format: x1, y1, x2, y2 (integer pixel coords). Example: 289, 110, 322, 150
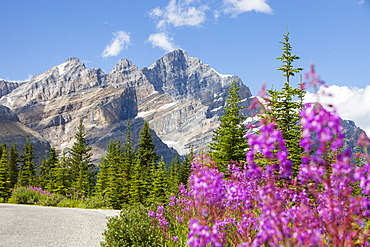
110, 59, 136, 73
147, 49, 195, 71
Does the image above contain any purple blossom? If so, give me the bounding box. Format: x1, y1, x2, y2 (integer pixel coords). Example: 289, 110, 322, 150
246, 122, 292, 178
187, 219, 223, 247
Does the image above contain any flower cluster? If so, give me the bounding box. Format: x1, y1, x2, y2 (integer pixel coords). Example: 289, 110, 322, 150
300, 103, 344, 163
148, 84, 370, 246
28, 186, 51, 195
246, 121, 292, 178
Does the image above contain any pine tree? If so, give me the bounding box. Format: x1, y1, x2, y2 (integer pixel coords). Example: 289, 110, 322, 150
148, 157, 168, 204
0, 148, 10, 201
121, 121, 134, 205
39, 147, 59, 190
129, 159, 144, 205
0, 143, 7, 160
136, 121, 159, 202
264, 28, 306, 176
209, 81, 248, 172
136, 122, 160, 171
179, 150, 193, 186
97, 139, 124, 209
48, 152, 72, 195
68, 119, 95, 196
168, 155, 181, 196
8, 143, 19, 189
17, 139, 36, 187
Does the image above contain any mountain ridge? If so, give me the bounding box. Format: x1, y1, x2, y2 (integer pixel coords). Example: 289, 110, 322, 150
0, 49, 254, 163
0, 49, 367, 163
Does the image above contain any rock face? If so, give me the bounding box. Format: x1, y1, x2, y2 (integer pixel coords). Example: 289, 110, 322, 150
0, 79, 20, 98
0, 50, 255, 163
0, 105, 50, 164
341, 119, 368, 153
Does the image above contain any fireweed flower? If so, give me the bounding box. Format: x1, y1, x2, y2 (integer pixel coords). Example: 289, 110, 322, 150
246, 121, 292, 179
187, 219, 223, 247
300, 103, 344, 163
148, 79, 370, 246
189, 163, 224, 209
29, 186, 51, 195
304, 63, 327, 90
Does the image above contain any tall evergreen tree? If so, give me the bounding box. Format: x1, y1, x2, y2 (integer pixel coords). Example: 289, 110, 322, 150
97, 139, 125, 209
17, 139, 36, 187
132, 121, 159, 204
8, 143, 19, 189
179, 150, 193, 186
48, 152, 72, 195
121, 121, 134, 205
148, 157, 168, 204
168, 155, 181, 196
68, 119, 95, 196
0, 148, 10, 201
264, 29, 306, 176
209, 81, 248, 172
129, 159, 144, 205
39, 147, 59, 190
136, 122, 160, 171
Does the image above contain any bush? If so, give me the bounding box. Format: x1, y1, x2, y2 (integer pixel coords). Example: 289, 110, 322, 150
101, 204, 165, 247
77, 195, 109, 209
9, 187, 42, 204
56, 198, 80, 208
38, 193, 64, 207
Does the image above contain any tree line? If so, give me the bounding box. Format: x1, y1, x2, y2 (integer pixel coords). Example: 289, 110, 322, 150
0, 119, 191, 209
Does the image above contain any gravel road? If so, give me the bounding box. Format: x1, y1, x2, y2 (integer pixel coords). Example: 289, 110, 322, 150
0, 204, 120, 247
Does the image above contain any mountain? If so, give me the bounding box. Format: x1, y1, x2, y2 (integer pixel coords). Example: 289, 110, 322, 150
0, 49, 366, 164
0, 105, 50, 164
0, 49, 255, 163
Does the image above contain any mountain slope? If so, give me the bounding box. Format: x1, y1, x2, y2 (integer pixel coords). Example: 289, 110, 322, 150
0, 50, 255, 162
0, 105, 50, 164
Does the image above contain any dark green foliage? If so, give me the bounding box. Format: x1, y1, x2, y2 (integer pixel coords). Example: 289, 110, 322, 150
121, 121, 134, 205
276, 28, 303, 83
97, 139, 125, 209
8, 143, 19, 189
17, 139, 36, 187
68, 119, 96, 196
134, 121, 160, 204
38, 147, 59, 190
0, 148, 10, 201
136, 122, 160, 171
179, 151, 193, 186
97, 121, 135, 209
101, 204, 165, 247
168, 155, 181, 196
209, 81, 248, 172
264, 29, 306, 176
47, 152, 72, 195
148, 158, 168, 204
128, 159, 144, 205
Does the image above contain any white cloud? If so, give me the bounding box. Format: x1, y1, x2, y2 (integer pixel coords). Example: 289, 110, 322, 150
221, 0, 273, 17
304, 85, 370, 136
358, 0, 365, 5
150, 0, 208, 30
147, 32, 178, 52
101, 31, 131, 58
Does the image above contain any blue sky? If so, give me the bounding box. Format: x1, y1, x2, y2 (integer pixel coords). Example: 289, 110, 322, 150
1, 0, 370, 133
